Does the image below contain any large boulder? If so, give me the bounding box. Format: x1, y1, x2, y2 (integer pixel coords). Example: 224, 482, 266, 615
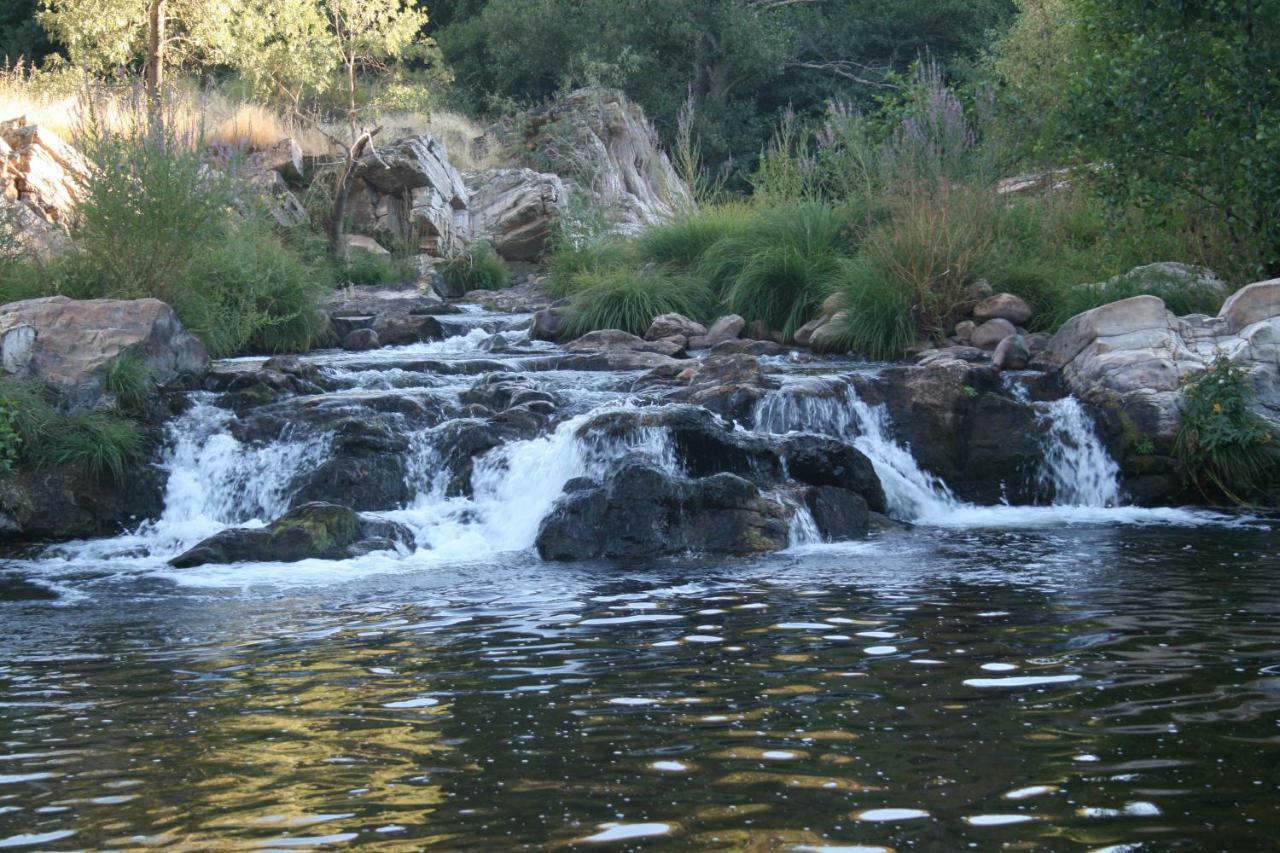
689, 315, 745, 350
0, 296, 208, 411
801, 486, 870, 542
535, 460, 789, 561
1045, 278, 1280, 448
779, 434, 886, 514
349, 133, 469, 257
0, 118, 87, 256
0, 460, 165, 543
974, 293, 1033, 325
856, 357, 1045, 504
971, 318, 1017, 350
646, 313, 706, 342
565, 329, 685, 358
464, 168, 567, 261
512, 88, 691, 233
169, 502, 412, 568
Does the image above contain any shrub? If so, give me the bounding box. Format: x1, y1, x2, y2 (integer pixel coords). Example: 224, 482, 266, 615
565, 267, 714, 338
340, 251, 417, 286
439, 243, 510, 293
546, 237, 634, 298
47, 96, 332, 357
828, 258, 917, 360
0, 395, 20, 476
1174, 355, 1279, 505
0, 379, 144, 482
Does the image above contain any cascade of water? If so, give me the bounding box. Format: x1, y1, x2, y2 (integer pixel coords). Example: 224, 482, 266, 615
1038, 396, 1122, 507
754, 382, 960, 520
387, 409, 678, 558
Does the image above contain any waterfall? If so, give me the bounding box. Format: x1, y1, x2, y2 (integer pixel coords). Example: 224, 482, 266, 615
754, 377, 1131, 524
754, 381, 960, 520
1038, 396, 1122, 507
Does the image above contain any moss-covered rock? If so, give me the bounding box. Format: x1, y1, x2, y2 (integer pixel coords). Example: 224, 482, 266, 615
169, 502, 412, 568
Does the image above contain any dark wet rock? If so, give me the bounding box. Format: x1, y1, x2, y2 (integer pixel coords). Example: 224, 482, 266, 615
711, 339, 788, 357
780, 434, 885, 514
531, 305, 571, 342
801, 486, 870, 541
858, 358, 1044, 504
665, 354, 782, 424
566, 329, 686, 358
170, 502, 411, 568
0, 459, 165, 543
0, 573, 59, 601
230, 392, 445, 446
460, 373, 558, 413
291, 453, 410, 512
689, 314, 745, 349
551, 349, 684, 372
342, 328, 380, 351
916, 346, 988, 366
993, 334, 1031, 371
645, 313, 706, 341
536, 460, 789, 561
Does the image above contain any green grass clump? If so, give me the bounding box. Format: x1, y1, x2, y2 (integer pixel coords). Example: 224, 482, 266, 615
439, 243, 511, 293
702, 202, 855, 339
547, 237, 634, 298
0, 379, 144, 482
102, 353, 153, 413
1174, 355, 1280, 505
340, 250, 417, 286
828, 258, 916, 360
565, 267, 714, 338
634, 204, 756, 269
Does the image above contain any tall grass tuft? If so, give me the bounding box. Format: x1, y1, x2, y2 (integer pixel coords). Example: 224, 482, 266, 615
102, 353, 153, 413
565, 267, 714, 338
634, 204, 755, 270
439, 243, 510, 293
0, 378, 144, 482
704, 202, 854, 340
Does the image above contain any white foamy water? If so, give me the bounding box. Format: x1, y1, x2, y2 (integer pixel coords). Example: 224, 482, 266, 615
754, 381, 1232, 529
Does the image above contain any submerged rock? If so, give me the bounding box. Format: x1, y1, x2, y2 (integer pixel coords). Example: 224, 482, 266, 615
536, 460, 789, 561
169, 502, 412, 568
801, 485, 870, 542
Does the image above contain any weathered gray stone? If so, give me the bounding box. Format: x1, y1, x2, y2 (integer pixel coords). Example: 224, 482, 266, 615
971, 318, 1018, 350
0, 296, 208, 411
689, 315, 746, 349
645, 313, 707, 341
974, 293, 1033, 325
993, 334, 1030, 371
464, 168, 566, 261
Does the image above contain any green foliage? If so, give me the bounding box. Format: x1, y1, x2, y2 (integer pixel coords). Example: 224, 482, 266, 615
41, 103, 331, 357
1067, 0, 1280, 271
564, 266, 713, 338
439, 243, 510, 292
0, 379, 143, 482
633, 204, 755, 270
828, 258, 916, 360
546, 236, 633, 298
340, 250, 416, 286
0, 393, 21, 476
1174, 355, 1280, 505
706, 202, 854, 339
48, 411, 143, 481
102, 353, 152, 413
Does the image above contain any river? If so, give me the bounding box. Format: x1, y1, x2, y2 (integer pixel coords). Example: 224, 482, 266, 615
1, 309, 1276, 849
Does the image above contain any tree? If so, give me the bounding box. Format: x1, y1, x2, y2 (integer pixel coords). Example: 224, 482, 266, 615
0, 0, 56, 62
1067, 0, 1280, 270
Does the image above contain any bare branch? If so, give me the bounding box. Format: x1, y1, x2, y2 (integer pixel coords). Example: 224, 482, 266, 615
788, 60, 899, 89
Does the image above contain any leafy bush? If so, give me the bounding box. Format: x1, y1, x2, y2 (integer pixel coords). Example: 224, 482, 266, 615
565, 267, 714, 338
634, 204, 756, 270
42, 99, 332, 357
439, 243, 510, 293
340, 250, 417, 286
828, 258, 916, 360
546, 237, 634, 298
1174, 355, 1279, 505
0, 395, 21, 476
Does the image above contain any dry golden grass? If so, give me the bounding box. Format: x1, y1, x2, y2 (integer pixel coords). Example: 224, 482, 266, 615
0, 67, 499, 170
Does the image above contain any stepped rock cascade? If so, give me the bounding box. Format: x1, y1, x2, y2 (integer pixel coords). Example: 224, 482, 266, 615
6, 307, 1240, 579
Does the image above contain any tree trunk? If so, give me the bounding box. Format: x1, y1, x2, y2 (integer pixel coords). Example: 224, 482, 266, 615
328, 127, 382, 259
144, 0, 166, 107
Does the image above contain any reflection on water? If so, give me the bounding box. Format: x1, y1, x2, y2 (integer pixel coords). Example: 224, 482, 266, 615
2, 524, 1279, 849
